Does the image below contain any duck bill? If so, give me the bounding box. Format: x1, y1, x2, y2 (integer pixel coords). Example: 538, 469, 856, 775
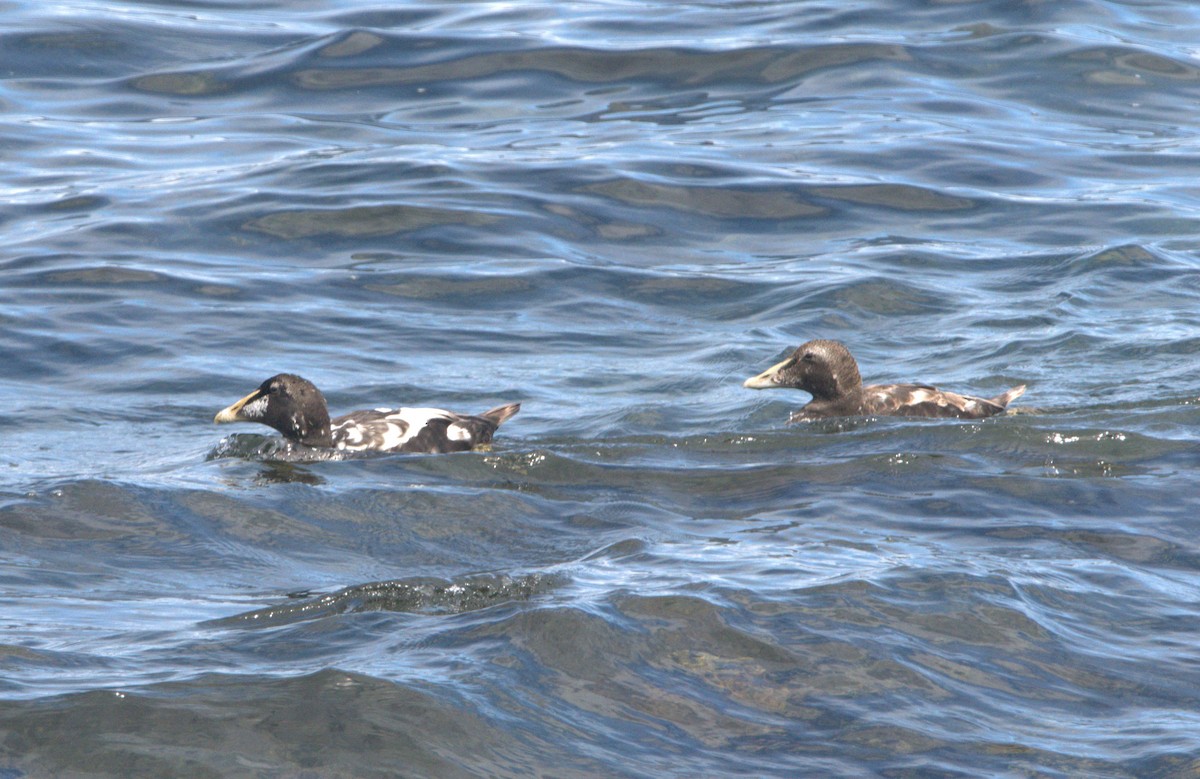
743, 357, 790, 390
214, 388, 264, 423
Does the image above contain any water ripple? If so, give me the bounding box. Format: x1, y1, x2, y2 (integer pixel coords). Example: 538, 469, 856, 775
3, 0, 1200, 776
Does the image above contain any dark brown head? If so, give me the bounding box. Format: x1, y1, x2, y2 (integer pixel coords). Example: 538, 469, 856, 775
213, 373, 334, 447
743, 339, 864, 401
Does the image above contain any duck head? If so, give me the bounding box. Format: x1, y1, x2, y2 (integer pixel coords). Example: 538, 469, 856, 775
743, 339, 863, 402
214, 373, 334, 447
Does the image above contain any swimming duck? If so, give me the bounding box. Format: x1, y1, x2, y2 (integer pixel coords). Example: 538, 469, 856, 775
743, 339, 1025, 422
214, 373, 519, 453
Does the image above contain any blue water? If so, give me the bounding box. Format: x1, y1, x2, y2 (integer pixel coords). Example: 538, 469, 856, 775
3, 1, 1200, 776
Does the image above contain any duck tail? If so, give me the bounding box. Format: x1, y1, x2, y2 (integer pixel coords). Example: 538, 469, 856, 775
480, 402, 521, 428
991, 385, 1026, 409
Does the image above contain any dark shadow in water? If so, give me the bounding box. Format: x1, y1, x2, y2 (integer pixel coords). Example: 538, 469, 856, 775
203, 571, 568, 630
285, 42, 910, 91
251, 462, 324, 486
244, 204, 497, 239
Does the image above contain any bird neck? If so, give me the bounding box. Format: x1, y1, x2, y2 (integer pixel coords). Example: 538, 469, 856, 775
298, 426, 334, 448
281, 406, 333, 448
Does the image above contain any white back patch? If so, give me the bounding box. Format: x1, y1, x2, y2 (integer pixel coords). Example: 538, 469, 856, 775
375, 419, 414, 451
390, 408, 453, 446
332, 407, 455, 452
909, 388, 937, 405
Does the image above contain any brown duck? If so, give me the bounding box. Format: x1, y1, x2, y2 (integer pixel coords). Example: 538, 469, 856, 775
744, 339, 1025, 423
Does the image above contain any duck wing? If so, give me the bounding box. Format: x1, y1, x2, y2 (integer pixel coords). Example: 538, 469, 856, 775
330, 403, 520, 453
862, 384, 1022, 419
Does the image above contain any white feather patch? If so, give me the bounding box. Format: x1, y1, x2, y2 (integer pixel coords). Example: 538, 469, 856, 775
909, 388, 939, 406
331, 407, 456, 452
375, 419, 413, 451
240, 396, 269, 419
392, 408, 453, 439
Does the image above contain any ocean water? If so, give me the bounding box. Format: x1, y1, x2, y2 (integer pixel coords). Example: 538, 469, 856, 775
3, 0, 1200, 776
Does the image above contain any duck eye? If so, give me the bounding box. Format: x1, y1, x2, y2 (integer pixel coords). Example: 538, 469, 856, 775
801, 352, 815, 362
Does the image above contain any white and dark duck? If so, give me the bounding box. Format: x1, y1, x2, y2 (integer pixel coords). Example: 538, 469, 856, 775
744, 339, 1025, 423
214, 373, 520, 453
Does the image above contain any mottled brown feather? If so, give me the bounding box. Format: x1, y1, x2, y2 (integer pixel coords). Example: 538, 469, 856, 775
746, 340, 1025, 423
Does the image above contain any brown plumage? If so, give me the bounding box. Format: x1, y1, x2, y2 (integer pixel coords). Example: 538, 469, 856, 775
743, 339, 1025, 423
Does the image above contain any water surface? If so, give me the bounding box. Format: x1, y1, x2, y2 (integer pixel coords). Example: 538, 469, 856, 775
3, 0, 1200, 776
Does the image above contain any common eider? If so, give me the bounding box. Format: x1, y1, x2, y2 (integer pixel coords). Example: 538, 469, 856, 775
214, 373, 519, 453
744, 339, 1025, 423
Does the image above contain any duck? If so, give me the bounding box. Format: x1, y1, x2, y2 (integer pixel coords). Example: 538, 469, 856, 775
213, 373, 519, 453
743, 339, 1025, 423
